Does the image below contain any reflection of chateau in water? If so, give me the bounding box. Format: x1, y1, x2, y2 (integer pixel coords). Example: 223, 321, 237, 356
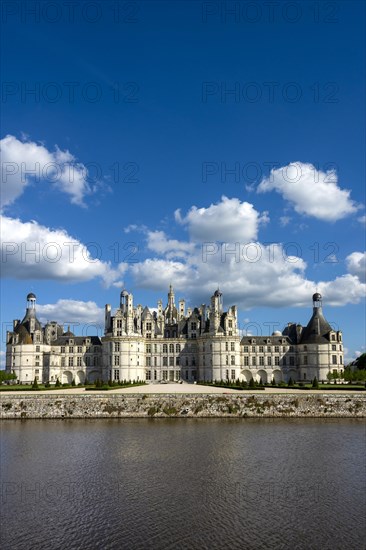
6, 289, 344, 385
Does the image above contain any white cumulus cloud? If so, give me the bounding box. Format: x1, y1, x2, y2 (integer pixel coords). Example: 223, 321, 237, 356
346, 251, 366, 282
175, 196, 269, 242
146, 230, 195, 258
1, 134, 92, 208
1, 215, 127, 286
37, 299, 105, 330
257, 162, 360, 221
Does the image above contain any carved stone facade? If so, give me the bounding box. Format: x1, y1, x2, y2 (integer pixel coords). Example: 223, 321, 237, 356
6, 290, 344, 384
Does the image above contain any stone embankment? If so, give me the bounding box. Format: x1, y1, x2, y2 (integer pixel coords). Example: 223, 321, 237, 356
1, 393, 365, 418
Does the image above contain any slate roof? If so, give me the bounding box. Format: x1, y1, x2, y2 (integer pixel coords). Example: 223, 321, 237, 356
300, 307, 332, 345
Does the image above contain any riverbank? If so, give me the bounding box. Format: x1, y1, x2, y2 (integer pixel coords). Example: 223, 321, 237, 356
1, 392, 365, 418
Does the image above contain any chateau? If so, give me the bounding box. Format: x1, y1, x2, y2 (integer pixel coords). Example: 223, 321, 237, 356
6, 288, 344, 385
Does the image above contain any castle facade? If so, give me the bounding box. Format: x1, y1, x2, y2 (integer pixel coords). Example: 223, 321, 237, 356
6, 288, 344, 385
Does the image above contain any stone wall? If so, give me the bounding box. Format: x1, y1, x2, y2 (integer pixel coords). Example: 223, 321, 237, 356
1, 393, 365, 419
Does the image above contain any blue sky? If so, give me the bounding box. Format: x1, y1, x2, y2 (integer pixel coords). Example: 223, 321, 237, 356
1, 0, 365, 364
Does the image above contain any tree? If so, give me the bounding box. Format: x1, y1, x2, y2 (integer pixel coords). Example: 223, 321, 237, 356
71, 378, 76, 387
55, 378, 61, 387
288, 377, 294, 387
312, 377, 319, 389
0, 371, 17, 383
271, 377, 276, 386
249, 377, 256, 388
32, 377, 39, 390
259, 377, 263, 386
326, 371, 333, 383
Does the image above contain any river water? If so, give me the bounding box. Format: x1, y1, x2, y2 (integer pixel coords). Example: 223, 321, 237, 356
1, 418, 365, 549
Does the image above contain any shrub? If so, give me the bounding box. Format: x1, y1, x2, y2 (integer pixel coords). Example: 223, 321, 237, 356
288, 377, 294, 387
271, 378, 276, 386
71, 378, 76, 387
55, 378, 61, 387
32, 377, 39, 390
249, 378, 256, 388
312, 377, 319, 389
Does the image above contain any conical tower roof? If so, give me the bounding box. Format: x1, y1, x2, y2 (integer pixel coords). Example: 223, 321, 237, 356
300, 305, 332, 344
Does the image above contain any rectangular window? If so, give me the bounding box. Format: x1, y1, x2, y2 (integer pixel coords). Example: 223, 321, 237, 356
163, 344, 168, 353
226, 369, 229, 380
163, 357, 168, 366
244, 346, 249, 353
332, 355, 337, 365
225, 342, 229, 351
259, 346, 264, 353
231, 342, 235, 351
114, 369, 120, 381
146, 357, 151, 367
36, 346, 40, 352
69, 346, 74, 353
244, 356, 249, 366
35, 369, 39, 373
226, 355, 229, 365
61, 346, 65, 353
252, 357, 256, 366
169, 343, 174, 353
162, 370, 168, 381
117, 319, 122, 329
154, 370, 157, 380
146, 322, 152, 331
146, 344, 151, 353
115, 342, 120, 352
154, 344, 158, 353
191, 322, 197, 330
231, 355, 235, 365
146, 370, 151, 380
275, 356, 279, 366
169, 356, 174, 366
114, 355, 120, 366
259, 356, 264, 366
61, 357, 65, 367
332, 344, 336, 351
231, 369, 235, 380
68, 357, 73, 367
267, 356, 271, 366
176, 357, 180, 366
304, 356, 307, 365
77, 346, 82, 353
339, 356, 343, 364
154, 357, 157, 366
252, 346, 256, 352
274, 346, 280, 352
77, 357, 82, 366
